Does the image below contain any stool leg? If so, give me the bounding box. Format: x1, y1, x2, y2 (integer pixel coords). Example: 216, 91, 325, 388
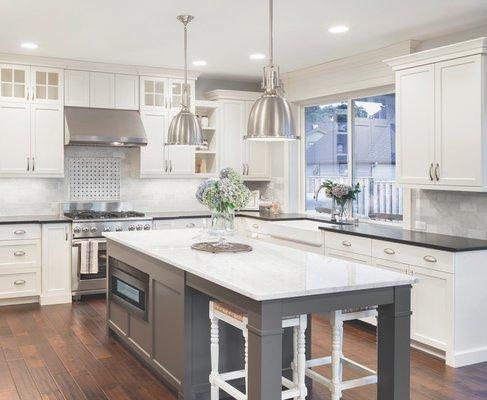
330, 311, 343, 400
297, 315, 308, 400
210, 312, 219, 400
244, 327, 248, 395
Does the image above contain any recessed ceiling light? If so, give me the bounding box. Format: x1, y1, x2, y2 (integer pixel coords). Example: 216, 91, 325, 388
250, 53, 266, 60
21, 42, 38, 49
328, 25, 349, 34
192, 60, 207, 66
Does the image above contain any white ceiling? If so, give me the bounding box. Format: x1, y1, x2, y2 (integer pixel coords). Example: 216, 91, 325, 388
2, 0, 487, 80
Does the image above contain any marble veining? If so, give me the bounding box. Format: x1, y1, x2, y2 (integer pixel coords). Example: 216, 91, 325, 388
104, 229, 416, 301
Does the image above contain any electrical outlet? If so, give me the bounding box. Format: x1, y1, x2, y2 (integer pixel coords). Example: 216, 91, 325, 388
414, 221, 427, 230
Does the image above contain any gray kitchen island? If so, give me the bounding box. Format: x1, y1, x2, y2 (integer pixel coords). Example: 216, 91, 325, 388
104, 229, 416, 400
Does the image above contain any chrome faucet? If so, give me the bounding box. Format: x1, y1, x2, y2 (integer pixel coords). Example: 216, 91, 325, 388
314, 186, 338, 221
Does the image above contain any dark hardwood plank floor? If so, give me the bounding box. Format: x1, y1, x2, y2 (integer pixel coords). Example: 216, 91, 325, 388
0, 297, 486, 400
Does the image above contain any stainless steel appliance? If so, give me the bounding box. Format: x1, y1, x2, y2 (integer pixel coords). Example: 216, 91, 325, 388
63, 201, 153, 298
109, 258, 149, 321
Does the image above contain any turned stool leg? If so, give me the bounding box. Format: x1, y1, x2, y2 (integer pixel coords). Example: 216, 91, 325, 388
210, 312, 220, 400
243, 327, 248, 395
331, 311, 343, 400
297, 315, 308, 400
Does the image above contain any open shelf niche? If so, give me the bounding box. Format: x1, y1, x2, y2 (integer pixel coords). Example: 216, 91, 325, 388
195, 100, 219, 176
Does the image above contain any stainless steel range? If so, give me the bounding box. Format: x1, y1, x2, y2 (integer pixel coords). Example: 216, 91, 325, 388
62, 201, 153, 298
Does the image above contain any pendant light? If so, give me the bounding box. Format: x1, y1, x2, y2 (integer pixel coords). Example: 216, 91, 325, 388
245, 0, 297, 141
167, 15, 203, 146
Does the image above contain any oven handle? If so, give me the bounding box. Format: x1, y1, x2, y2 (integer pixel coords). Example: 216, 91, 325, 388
72, 239, 107, 277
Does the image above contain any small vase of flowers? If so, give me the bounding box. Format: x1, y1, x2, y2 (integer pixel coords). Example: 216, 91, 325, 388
317, 180, 360, 222
196, 168, 251, 246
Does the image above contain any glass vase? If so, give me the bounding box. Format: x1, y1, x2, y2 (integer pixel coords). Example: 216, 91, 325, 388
210, 209, 235, 247
337, 201, 349, 223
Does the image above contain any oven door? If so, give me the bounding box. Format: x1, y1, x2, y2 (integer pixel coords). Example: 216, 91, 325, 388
109, 259, 149, 321
72, 239, 108, 295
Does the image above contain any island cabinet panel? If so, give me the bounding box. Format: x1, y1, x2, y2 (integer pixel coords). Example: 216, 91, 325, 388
153, 279, 184, 383
109, 301, 129, 336
129, 315, 152, 357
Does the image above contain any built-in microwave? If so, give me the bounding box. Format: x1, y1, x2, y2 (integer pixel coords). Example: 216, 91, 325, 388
108, 258, 149, 321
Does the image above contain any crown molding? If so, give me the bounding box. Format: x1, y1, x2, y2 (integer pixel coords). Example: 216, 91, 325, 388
385, 37, 487, 70
0, 52, 200, 80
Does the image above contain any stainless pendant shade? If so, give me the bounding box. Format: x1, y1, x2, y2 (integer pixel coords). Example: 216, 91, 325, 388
245, 0, 297, 141
167, 15, 202, 146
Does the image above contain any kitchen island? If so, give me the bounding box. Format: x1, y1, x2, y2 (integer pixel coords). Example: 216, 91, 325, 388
104, 229, 416, 400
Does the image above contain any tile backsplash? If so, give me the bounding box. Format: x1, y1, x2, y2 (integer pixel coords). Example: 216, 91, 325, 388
411, 189, 487, 239
0, 146, 205, 216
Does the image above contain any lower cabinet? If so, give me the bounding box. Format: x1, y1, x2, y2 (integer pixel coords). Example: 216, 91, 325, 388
154, 218, 209, 230
41, 223, 72, 305
324, 248, 371, 265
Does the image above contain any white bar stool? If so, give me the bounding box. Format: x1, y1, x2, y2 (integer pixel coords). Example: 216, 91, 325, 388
305, 308, 378, 400
209, 301, 308, 400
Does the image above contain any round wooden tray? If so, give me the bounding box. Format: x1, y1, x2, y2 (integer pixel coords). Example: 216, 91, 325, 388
191, 242, 253, 254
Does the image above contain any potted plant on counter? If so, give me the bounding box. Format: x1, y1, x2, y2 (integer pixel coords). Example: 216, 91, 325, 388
196, 168, 251, 246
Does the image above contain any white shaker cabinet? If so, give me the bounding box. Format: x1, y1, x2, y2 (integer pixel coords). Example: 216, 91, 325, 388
139, 110, 168, 177
0, 64, 30, 103
115, 74, 139, 110
166, 145, 196, 175
90, 72, 115, 108
219, 100, 246, 174
64, 70, 90, 106
386, 38, 487, 190
243, 100, 270, 179
40, 223, 72, 305
0, 65, 63, 177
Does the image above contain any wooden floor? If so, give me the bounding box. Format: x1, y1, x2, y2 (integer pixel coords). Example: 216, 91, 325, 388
0, 297, 486, 400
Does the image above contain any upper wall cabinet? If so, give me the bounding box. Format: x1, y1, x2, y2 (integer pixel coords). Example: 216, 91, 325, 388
65, 70, 138, 110
140, 76, 195, 113
0, 64, 64, 177
386, 38, 487, 191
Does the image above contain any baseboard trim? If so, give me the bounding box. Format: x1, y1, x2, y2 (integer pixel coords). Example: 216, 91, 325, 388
0, 296, 39, 307
448, 347, 487, 368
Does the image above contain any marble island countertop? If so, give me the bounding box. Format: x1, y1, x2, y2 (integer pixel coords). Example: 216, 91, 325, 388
104, 229, 416, 301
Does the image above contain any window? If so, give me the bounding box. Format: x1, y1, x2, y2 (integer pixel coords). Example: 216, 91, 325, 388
304, 93, 402, 222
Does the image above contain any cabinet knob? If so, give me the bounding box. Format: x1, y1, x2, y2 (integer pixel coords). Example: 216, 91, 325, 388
341, 240, 352, 247
252, 224, 259, 229
383, 248, 395, 255
186, 223, 195, 228
14, 279, 26, 285
423, 255, 437, 263
13, 230, 26, 235
13, 251, 26, 257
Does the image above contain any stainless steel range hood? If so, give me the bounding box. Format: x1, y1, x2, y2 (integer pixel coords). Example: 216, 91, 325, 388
65, 107, 147, 147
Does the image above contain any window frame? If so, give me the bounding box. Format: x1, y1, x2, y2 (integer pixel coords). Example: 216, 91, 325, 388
298, 86, 409, 226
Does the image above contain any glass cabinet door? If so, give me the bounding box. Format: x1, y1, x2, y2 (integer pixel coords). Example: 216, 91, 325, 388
32, 68, 62, 104
0, 65, 30, 102
141, 77, 166, 110
169, 79, 193, 111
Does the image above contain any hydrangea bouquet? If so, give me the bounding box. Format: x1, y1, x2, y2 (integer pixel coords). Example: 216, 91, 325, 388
196, 168, 251, 243
316, 180, 360, 221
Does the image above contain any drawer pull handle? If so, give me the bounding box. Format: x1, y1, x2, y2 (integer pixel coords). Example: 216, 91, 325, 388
13, 251, 26, 257
341, 240, 352, 247
14, 279, 26, 285
384, 248, 395, 255
423, 255, 437, 263
252, 224, 259, 229
186, 223, 195, 228
14, 230, 26, 235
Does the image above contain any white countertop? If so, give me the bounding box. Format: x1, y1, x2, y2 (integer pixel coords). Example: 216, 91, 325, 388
104, 229, 416, 301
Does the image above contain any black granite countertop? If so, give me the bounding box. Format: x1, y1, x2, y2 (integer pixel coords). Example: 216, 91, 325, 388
0, 215, 72, 225
319, 223, 487, 252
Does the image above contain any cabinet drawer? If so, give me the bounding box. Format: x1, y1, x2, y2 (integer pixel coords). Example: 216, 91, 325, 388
0, 240, 40, 270
325, 248, 371, 265
0, 270, 40, 298
172, 218, 208, 229
324, 232, 372, 256
0, 224, 41, 240
372, 239, 454, 273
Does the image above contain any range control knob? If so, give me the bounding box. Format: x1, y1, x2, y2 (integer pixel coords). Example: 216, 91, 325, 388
136, 224, 143, 231
73, 227, 81, 234
103, 227, 111, 232
144, 224, 151, 230
128, 225, 135, 231
115, 226, 123, 232
90, 226, 97, 233
82, 227, 89, 233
